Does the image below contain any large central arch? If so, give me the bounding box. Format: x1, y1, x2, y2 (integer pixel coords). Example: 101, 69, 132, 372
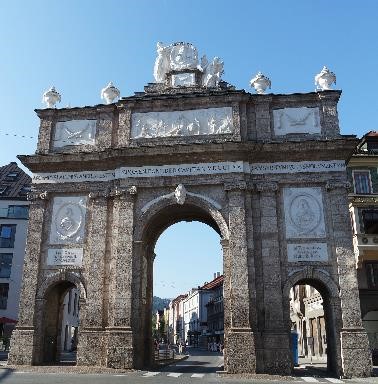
133, 196, 229, 367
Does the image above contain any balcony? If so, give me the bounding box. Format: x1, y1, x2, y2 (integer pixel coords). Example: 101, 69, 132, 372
356, 234, 378, 249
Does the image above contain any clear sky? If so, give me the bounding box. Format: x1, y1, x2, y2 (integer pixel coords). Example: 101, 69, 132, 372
1, 1, 378, 297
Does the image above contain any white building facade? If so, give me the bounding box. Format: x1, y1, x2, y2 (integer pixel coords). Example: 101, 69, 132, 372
0, 163, 30, 339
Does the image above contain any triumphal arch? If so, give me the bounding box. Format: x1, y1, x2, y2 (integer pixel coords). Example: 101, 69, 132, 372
9, 43, 372, 377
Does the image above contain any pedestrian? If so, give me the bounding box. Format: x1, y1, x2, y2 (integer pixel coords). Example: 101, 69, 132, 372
178, 342, 183, 355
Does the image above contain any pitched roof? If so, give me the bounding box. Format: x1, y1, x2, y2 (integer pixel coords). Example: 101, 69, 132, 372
0, 162, 31, 200
202, 274, 224, 290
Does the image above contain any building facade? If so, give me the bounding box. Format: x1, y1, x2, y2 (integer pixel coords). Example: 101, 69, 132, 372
348, 131, 378, 364
204, 274, 224, 345
9, 42, 372, 377
0, 162, 30, 339
183, 287, 212, 347
290, 285, 326, 360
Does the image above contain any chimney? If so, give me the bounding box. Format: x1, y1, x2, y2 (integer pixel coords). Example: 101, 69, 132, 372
217, 272, 220, 277
213, 273, 216, 279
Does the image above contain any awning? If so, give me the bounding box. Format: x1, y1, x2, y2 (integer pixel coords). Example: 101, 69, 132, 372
0, 317, 17, 324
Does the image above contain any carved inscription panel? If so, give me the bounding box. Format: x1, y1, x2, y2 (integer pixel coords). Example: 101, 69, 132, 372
47, 248, 83, 266
273, 107, 320, 136
53, 120, 97, 148
287, 243, 328, 262
49, 196, 87, 244
131, 107, 234, 138
284, 187, 326, 238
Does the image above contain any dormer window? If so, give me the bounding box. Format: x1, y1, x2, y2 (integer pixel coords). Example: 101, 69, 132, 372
0, 186, 8, 195
6, 172, 18, 180
19, 186, 31, 196
353, 170, 372, 194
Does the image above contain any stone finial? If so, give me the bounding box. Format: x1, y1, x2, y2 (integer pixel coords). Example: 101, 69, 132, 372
100, 82, 120, 104
250, 72, 271, 94
42, 86, 61, 108
174, 184, 187, 205
315, 66, 336, 91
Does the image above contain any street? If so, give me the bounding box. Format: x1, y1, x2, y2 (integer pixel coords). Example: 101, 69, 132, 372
0, 348, 377, 384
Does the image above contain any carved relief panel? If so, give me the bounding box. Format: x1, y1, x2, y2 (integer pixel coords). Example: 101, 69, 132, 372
131, 107, 234, 139
273, 107, 320, 136
283, 187, 326, 239
53, 120, 97, 148
49, 196, 87, 244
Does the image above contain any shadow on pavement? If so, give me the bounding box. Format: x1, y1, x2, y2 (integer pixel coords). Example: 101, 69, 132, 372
0, 368, 15, 382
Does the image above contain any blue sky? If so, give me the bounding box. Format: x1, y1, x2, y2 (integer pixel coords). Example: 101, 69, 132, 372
1, 1, 378, 297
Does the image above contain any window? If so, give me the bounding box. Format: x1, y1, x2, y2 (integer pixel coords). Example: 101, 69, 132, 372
353, 171, 372, 194
5, 172, 18, 181
362, 210, 378, 234
0, 225, 16, 248
0, 284, 9, 309
0, 254, 12, 278
19, 186, 31, 196
7, 205, 29, 219
366, 262, 378, 289
0, 186, 8, 196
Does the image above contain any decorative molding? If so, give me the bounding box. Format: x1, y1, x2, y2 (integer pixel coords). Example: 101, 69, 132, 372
224, 181, 247, 192
255, 181, 278, 193
88, 189, 110, 199
174, 184, 187, 205
27, 191, 49, 201
131, 107, 234, 139
326, 180, 351, 191
32, 160, 345, 185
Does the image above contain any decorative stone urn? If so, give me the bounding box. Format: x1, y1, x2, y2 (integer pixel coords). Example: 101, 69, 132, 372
250, 72, 271, 94
315, 66, 336, 91
100, 82, 120, 104
42, 86, 61, 108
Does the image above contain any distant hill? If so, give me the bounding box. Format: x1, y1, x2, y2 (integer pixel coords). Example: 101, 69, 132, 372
152, 296, 171, 313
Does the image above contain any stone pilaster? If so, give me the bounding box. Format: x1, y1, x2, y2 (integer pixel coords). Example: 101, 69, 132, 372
35, 110, 55, 154
77, 191, 109, 367
326, 181, 372, 377
8, 191, 49, 365
255, 181, 291, 374
96, 105, 115, 150
224, 181, 256, 373
317, 91, 341, 138
116, 105, 132, 148
254, 96, 272, 141
106, 186, 136, 369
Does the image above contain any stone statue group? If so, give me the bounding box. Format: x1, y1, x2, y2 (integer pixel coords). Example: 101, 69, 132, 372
153, 42, 224, 87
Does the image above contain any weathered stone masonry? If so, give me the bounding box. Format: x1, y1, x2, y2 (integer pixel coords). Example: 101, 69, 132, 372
8, 83, 373, 377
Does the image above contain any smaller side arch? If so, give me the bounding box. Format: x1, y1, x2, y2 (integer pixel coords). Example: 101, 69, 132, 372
283, 268, 339, 300
37, 270, 87, 301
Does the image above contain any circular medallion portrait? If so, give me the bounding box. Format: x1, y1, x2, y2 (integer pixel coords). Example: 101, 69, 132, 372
289, 193, 321, 234
55, 202, 83, 241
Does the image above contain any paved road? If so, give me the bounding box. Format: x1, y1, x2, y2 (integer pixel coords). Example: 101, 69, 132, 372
0, 348, 377, 384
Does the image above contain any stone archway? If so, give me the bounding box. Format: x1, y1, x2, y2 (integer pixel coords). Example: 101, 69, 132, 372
33, 272, 86, 365
132, 195, 229, 368
283, 268, 342, 376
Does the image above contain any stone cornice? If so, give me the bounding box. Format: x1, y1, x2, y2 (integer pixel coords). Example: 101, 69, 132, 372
18, 138, 357, 174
